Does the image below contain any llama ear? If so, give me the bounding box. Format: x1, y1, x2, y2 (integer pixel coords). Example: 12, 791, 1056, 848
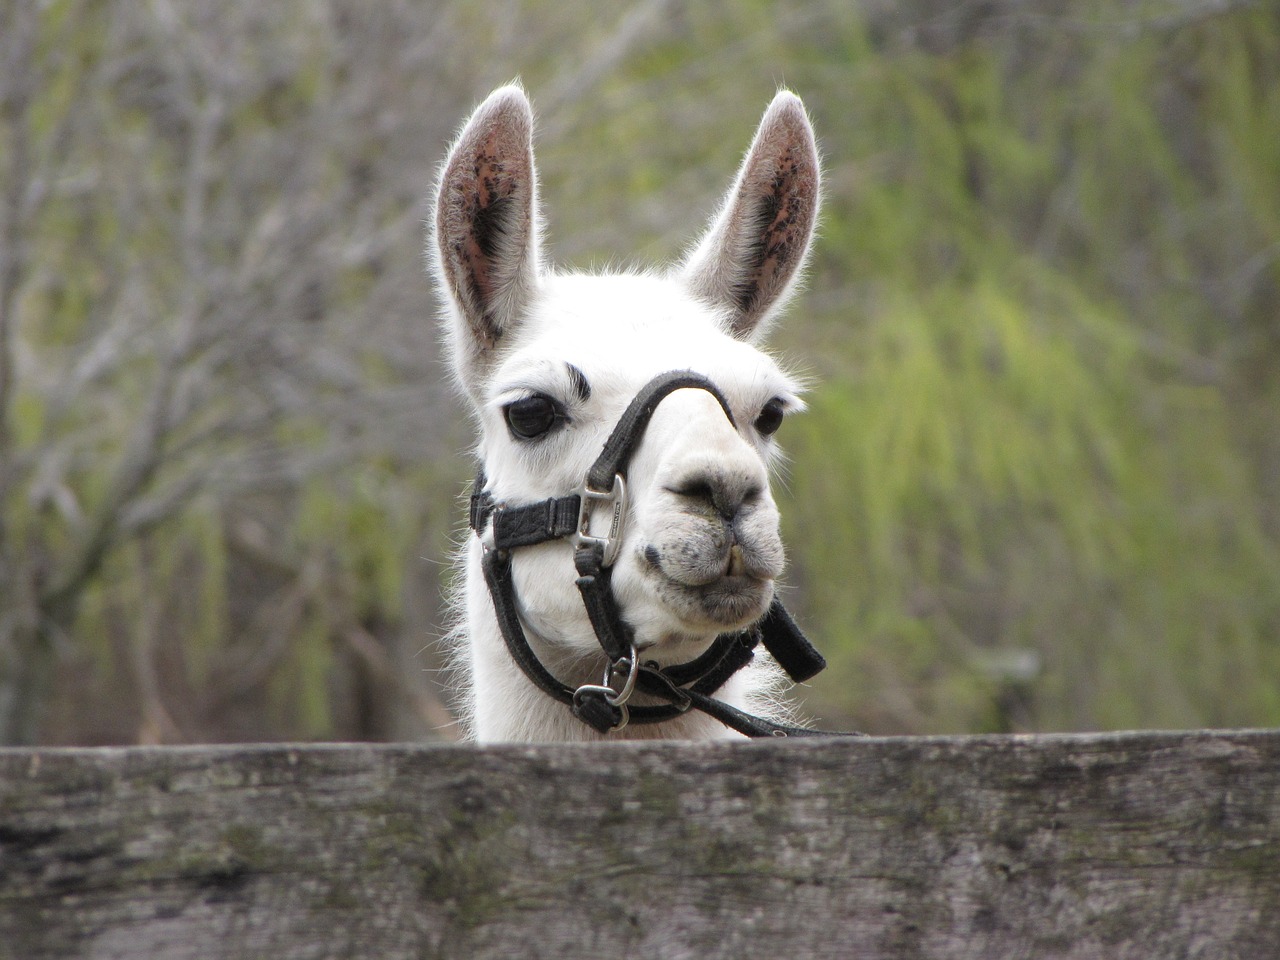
432, 85, 542, 393
679, 91, 820, 342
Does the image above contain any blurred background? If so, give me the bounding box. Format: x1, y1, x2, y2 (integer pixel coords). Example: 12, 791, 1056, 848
0, 0, 1276, 745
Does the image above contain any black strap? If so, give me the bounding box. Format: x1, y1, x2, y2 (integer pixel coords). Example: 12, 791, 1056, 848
680, 690, 837, 738
469, 370, 734, 543
469, 473, 581, 552
573, 544, 633, 662
481, 547, 575, 707
470, 369, 853, 738
469, 470, 491, 533
661, 631, 751, 687
482, 540, 851, 738
756, 598, 827, 683
493, 495, 580, 549
566, 542, 827, 688
585, 371, 735, 492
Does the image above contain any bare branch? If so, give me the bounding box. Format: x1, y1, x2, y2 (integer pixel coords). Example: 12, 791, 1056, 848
344, 626, 459, 739
0, 2, 39, 508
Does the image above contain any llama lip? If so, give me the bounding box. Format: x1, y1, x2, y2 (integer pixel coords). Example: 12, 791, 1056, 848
646, 560, 775, 628
642, 547, 771, 590
691, 575, 774, 626
642, 535, 781, 587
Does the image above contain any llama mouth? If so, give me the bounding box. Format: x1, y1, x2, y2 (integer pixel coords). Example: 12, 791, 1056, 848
690, 575, 774, 624
639, 540, 777, 628
650, 568, 775, 630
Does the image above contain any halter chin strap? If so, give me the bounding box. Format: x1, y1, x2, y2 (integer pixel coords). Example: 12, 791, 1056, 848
471, 369, 841, 738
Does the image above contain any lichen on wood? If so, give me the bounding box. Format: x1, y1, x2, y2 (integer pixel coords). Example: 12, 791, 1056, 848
0, 731, 1277, 959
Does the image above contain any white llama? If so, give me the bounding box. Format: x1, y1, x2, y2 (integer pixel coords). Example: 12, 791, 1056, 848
430, 84, 824, 742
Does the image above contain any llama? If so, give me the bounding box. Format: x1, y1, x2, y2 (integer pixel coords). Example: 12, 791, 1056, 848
430, 84, 823, 742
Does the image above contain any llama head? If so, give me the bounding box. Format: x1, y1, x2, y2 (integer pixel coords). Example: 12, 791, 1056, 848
431, 84, 820, 672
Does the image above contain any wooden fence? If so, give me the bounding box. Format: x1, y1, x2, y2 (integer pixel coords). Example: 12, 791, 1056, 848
1, 730, 1277, 959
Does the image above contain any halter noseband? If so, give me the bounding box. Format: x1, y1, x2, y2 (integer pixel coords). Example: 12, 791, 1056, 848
470, 370, 837, 738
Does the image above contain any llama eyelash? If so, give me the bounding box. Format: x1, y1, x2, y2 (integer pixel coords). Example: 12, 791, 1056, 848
566, 363, 592, 403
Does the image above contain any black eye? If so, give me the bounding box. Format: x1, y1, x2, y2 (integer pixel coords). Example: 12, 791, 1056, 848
504, 394, 563, 440
754, 397, 785, 437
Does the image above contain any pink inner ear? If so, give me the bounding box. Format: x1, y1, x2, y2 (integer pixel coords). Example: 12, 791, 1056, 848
440, 132, 529, 348
726, 140, 817, 337
748, 145, 812, 310
678, 93, 819, 343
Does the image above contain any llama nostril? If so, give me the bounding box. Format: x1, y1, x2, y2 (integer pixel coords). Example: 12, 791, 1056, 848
670, 479, 716, 505
669, 475, 762, 521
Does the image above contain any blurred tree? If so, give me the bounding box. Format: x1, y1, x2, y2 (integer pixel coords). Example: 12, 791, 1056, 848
0, 0, 473, 743
0, 0, 1275, 743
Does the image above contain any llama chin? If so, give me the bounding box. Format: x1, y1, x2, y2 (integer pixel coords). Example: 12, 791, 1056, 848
430, 83, 822, 742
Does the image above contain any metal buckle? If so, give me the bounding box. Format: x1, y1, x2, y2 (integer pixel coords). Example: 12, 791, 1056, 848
572, 473, 627, 568
572, 645, 639, 732
638, 661, 693, 714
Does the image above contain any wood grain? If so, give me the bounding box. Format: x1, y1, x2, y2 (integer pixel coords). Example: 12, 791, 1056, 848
1, 731, 1277, 959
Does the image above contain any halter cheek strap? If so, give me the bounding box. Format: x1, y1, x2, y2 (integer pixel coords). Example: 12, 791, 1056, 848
471, 369, 847, 738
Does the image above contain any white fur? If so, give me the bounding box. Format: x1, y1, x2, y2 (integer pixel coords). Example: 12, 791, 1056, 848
430, 84, 821, 742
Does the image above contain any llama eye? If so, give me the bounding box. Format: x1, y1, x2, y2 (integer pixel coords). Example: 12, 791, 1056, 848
754, 397, 785, 437
504, 394, 563, 440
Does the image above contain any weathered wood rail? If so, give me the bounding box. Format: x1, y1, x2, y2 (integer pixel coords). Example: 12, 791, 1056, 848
1, 730, 1277, 959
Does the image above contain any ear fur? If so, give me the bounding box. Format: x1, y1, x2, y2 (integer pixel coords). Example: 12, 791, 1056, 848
431, 84, 542, 396
679, 91, 821, 342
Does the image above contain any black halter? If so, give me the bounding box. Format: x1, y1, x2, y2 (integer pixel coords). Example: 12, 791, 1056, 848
470, 370, 842, 738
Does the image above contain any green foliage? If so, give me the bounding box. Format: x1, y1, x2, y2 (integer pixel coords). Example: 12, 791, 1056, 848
523, 1, 1280, 734
5, 0, 1277, 742
784, 269, 1280, 731
766, 6, 1280, 732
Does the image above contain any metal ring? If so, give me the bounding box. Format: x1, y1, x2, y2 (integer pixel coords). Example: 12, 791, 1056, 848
602, 646, 639, 707
571, 685, 630, 732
